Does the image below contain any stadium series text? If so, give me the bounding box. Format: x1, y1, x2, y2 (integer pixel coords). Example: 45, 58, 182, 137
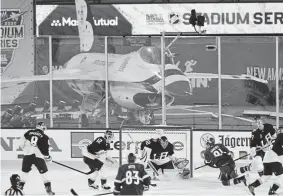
181, 12, 283, 25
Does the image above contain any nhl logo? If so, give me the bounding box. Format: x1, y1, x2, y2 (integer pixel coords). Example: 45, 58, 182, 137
169, 12, 180, 24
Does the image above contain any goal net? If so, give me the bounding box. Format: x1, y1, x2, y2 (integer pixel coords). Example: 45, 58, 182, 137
119, 125, 193, 177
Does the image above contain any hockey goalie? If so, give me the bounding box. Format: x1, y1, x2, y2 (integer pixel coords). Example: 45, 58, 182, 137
139, 136, 190, 180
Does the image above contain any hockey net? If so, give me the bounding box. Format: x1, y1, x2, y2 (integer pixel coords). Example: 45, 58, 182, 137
119, 125, 193, 177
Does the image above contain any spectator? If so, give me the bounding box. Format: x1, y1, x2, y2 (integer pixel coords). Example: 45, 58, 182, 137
1, 108, 13, 127
10, 114, 24, 128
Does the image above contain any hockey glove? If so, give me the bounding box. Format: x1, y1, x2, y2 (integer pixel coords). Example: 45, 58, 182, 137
204, 160, 217, 168
143, 185, 149, 191
44, 155, 52, 162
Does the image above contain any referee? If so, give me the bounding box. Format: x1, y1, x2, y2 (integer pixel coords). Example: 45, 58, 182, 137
5, 174, 24, 195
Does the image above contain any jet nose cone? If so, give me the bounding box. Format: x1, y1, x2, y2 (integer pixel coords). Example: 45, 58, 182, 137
166, 80, 192, 97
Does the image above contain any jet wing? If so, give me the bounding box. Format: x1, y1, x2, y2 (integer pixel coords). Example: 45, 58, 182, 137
1, 67, 142, 88
184, 73, 268, 84
1, 69, 103, 83
1, 69, 104, 88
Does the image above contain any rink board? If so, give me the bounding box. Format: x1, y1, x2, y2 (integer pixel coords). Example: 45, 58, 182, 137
0, 129, 190, 161
1, 129, 251, 169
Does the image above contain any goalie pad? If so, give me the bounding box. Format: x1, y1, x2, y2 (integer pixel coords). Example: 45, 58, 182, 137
139, 146, 152, 167
179, 168, 191, 179
173, 158, 191, 179
174, 158, 190, 169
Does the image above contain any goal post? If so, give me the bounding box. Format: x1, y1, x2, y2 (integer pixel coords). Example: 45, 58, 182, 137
119, 125, 193, 177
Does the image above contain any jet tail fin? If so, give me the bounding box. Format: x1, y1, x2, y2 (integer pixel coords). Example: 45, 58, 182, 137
75, 0, 95, 52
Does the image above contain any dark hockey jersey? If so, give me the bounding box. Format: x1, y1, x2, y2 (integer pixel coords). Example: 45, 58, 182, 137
141, 138, 174, 161
114, 163, 150, 195
204, 144, 232, 168
24, 129, 49, 156
250, 123, 276, 148
272, 133, 283, 156
140, 139, 157, 151
87, 136, 110, 155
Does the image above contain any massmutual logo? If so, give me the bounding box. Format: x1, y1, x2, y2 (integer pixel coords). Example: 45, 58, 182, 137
50, 16, 119, 27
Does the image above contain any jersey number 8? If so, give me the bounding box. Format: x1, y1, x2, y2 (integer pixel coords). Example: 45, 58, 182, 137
31, 136, 38, 147
125, 170, 139, 185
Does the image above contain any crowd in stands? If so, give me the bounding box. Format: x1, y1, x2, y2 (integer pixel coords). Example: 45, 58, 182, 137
1, 103, 37, 128
1, 100, 82, 128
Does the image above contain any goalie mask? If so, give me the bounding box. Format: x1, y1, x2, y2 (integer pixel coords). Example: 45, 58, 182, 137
252, 116, 264, 130
36, 122, 47, 131
159, 136, 168, 149
104, 130, 114, 143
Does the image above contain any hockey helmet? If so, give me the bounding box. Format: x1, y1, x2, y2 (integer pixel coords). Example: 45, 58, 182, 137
159, 136, 168, 149
252, 116, 264, 130
128, 153, 136, 163
10, 174, 20, 186
206, 137, 215, 148
104, 130, 114, 142
36, 122, 47, 131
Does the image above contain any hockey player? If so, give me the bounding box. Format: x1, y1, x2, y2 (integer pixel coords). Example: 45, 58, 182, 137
248, 128, 283, 195
18, 122, 54, 195
204, 137, 251, 186
81, 130, 116, 190
140, 136, 190, 180
5, 174, 24, 195
250, 116, 277, 177
114, 153, 151, 195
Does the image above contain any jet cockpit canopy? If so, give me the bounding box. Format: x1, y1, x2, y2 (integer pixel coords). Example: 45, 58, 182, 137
138, 46, 161, 65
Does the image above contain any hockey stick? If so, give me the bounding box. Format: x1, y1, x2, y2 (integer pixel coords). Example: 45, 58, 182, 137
195, 145, 271, 170
70, 189, 113, 196
52, 161, 95, 175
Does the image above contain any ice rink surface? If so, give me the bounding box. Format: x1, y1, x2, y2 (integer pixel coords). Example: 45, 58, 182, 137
1, 161, 282, 196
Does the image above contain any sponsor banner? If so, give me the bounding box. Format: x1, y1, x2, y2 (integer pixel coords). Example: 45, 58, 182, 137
1, 0, 35, 106
1, 129, 189, 162
1, 129, 66, 161
2, 128, 254, 168
71, 130, 190, 161
193, 130, 252, 169
114, 3, 283, 34
38, 5, 132, 36
1, 0, 34, 75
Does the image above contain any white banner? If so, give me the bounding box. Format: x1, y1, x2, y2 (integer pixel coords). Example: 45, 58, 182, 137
2, 128, 253, 169
1, 129, 70, 161
193, 130, 252, 169
1, 129, 190, 162
114, 3, 283, 34
70, 130, 190, 162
